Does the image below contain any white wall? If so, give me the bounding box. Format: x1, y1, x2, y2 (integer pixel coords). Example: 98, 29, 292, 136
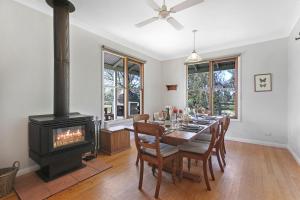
288, 18, 300, 163
162, 38, 289, 146
0, 0, 162, 171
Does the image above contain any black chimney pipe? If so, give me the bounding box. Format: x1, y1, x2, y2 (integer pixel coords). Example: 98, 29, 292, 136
46, 0, 75, 116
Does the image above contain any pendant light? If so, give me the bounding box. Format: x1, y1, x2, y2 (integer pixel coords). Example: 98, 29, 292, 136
185, 30, 202, 63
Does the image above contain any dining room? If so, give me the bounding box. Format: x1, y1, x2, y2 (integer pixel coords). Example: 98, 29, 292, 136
1, 0, 300, 200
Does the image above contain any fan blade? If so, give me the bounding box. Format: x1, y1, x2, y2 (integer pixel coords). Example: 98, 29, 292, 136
145, 0, 161, 11
135, 17, 159, 27
170, 0, 204, 13
167, 17, 184, 30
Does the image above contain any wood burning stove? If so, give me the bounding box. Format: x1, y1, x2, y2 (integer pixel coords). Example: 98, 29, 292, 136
28, 0, 95, 181
29, 113, 94, 181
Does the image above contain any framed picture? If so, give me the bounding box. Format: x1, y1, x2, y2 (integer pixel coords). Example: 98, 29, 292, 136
254, 73, 272, 92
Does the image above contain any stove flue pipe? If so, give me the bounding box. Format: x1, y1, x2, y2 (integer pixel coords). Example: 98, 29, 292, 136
46, 0, 75, 116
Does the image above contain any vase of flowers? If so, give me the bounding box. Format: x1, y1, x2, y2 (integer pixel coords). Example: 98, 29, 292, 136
172, 107, 178, 120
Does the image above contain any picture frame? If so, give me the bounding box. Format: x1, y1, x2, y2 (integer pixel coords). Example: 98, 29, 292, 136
254, 73, 272, 92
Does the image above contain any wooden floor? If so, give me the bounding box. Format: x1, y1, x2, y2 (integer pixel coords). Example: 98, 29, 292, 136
2, 140, 300, 200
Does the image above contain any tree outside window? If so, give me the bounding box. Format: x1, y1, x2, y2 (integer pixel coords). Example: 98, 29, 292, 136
187, 57, 239, 119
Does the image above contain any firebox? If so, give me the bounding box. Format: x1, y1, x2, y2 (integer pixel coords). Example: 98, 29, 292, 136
52, 126, 85, 149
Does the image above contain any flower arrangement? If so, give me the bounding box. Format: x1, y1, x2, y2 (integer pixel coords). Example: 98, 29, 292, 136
172, 107, 178, 114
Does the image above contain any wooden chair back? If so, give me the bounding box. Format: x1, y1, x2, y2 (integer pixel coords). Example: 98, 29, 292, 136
217, 120, 225, 141
208, 119, 222, 145
217, 116, 230, 143
224, 116, 230, 134
205, 122, 219, 157
133, 122, 164, 159
133, 114, 150, 123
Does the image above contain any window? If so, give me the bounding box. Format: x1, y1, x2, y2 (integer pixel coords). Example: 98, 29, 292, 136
187, 57, 239, 119
103, 50, 144, 121
127, 60, 143, 116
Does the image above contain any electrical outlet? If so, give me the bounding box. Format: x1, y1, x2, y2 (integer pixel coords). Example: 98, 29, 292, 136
265, 132, 272, 137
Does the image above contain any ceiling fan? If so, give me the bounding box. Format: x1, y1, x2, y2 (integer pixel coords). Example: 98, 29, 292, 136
135, 0, 204, 30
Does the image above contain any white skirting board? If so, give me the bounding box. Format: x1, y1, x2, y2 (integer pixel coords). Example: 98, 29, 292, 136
287, 146, 300, 166
225, 136, 300, 166
17, 164, 39, 177
225, 136, 287, 148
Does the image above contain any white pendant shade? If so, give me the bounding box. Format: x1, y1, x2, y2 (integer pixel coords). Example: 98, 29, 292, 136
185, 30, 202, 63
185, 50, 202, 63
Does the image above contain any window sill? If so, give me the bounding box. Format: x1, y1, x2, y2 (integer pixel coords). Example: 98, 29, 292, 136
103, 118, 133, 129
230, 118, 240, 122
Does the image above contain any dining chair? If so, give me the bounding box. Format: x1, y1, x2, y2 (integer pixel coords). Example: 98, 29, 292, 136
133, 114, 152, 166
193, 116, 230, 168
178, 122, 219, 191
133, 114, 150, 123
192, 119, 225, 172
133, 122, 178, 198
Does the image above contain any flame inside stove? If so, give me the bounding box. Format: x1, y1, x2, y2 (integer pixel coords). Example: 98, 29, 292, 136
53, 126, 85, 148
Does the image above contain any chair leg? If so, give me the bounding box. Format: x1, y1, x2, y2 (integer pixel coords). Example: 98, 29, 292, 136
208, 156, 215, 181
223, 138, 227, 154
155, 165, 163, 198
203, 160, 211, 191
138, 159, 144, 190
188, 158, 191, 172
179, 155, 183, 182
221, 145, 226, 166
172, 159, 176, 184
136, 152, 140, 166
216, 147, 224, 172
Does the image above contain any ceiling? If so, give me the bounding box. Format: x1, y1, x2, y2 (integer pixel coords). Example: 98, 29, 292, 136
14, 0, 300, 61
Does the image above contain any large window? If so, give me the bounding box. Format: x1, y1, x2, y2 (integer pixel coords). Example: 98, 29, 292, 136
103, 50, 144, 121
187, 57, 239, 119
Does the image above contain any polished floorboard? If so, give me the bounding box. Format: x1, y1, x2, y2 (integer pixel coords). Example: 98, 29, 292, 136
2, 140, 300, 200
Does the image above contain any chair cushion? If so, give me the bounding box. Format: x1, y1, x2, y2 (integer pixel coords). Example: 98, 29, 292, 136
142, 143, 178, 157
138, 134, 156, 143
179, 141, 209, 154
193, 133, 212, 142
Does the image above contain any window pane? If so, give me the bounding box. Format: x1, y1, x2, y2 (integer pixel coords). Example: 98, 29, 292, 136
104, 87, 114, 110
187, 90, 209, 110
103, 68, 115, 87
128, 61, 141, 116
116, 87, 125, 119
187, 63, 210, 110
213, 61, 237, 117
103, 52, 124, 121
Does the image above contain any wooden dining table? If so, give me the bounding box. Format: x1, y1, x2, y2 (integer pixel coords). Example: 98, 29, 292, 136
124, 116, 223, 145
124, 116, 225, 181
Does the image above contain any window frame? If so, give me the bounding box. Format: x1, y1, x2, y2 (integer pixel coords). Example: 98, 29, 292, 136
185, 56, 241, 120
102, 49, 145, 121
